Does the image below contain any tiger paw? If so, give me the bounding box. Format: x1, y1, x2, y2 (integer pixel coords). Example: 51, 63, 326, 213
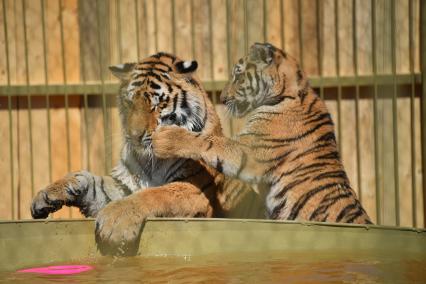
30, 172, 88, 219
95, 197, 146, 256
152, 126, 201, 160
31, 190, 65, 219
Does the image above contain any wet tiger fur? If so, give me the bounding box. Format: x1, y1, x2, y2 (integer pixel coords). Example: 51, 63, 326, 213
30, 52, 259, 253
153, 43, 372, 224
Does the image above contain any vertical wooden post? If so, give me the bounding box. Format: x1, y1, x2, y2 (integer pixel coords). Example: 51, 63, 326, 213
420, 0, 426, 228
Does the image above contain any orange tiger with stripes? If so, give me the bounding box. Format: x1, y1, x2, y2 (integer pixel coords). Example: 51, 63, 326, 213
31, 52, 259, 254
153, 43, 372, 224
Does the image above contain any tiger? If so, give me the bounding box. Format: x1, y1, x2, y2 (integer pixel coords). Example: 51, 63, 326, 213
30, 52, 260, 254
152, 43, 372, 224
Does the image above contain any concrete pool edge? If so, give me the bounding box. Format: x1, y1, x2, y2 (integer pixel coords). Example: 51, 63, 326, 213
0, 218, 425, 271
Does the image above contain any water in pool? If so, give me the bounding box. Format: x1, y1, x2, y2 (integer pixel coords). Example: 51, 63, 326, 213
1, 251, 425, 283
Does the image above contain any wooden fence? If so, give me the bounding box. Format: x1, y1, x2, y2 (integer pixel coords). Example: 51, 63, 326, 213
0, 0, 424, 227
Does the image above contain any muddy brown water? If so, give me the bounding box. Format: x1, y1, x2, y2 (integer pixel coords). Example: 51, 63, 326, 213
1, 251, 425, 283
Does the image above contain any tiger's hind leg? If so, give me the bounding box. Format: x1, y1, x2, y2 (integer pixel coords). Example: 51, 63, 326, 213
95, 182, 213, 255
31, 170, 117, 219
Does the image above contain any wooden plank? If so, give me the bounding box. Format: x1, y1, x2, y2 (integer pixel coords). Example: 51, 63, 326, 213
228, 0, 245, 67
340, 94, 358, 195
300, 0, 318, 75
358, 95, 377, 223
78, 0, 110, 82
0, 98, 17, 219
211, 0, 228, 81
144, 0, 157, 55
174, 0, 192, 60
156, 0, 173, 53
381, 95, 396, 226
395, 0, 409, 74
192, 0, 210, 81
356, 0, 373, 76
337, 0, 354, 76
30, 99, 51, 219
246, 0, 265, 47
397, 97, 414, 227
415, 97, 424, 227
282, 0, 299, 62
62, 0, 80, 84
322, 0, 336, 77
110, 103, 121, 168
265, 0, 282, 49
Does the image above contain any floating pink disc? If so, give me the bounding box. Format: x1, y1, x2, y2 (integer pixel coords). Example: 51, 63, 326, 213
18, 265, 93, 275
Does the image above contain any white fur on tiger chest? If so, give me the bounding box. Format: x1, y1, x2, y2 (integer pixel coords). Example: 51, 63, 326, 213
111, 152, 186, 194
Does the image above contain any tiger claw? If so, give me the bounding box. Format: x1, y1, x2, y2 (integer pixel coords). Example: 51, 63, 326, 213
30, 191, 64, 219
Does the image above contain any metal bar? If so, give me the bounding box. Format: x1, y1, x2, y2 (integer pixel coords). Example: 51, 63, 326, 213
134, 0, 141, 60
297, 0, 304, 68
352, 0, 362, 201
40, 0, 52, 184
58, 0, 73, 218
96, 0, 110, 174
420, 0, 426, 228
316, 0, 324, 100
372, 0, 381, 225
207, 0, 217, 105
22, 0, 35, 203
0, 74, 422, 96
408, 0, 417, 228
390, 0, 400, 226
334, 0, 342, 153
2, 0, 15, 219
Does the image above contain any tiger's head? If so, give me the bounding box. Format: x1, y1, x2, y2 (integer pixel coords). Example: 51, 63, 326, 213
221, 42, 310, 117
110, 52, 214, 157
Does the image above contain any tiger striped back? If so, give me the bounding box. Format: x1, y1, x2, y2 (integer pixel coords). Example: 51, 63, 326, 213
222, 43, 372, 223
153, 43, 372, 224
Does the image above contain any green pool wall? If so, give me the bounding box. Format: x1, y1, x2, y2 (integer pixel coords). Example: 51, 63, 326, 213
0, 218, 425, 271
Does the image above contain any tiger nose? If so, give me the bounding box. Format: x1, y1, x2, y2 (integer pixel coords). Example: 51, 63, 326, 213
220, 88, 230, 104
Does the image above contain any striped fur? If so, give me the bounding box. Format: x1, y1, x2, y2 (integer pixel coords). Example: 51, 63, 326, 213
31, 52, 257, 253
153, 43, 372, 224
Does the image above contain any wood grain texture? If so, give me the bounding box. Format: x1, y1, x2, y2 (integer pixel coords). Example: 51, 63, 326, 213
0, 0, 423, 226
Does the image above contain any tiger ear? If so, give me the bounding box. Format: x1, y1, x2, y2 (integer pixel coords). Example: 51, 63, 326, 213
249, 43, 275, 64
175, 60, 198, 74
109, 63, 136, 80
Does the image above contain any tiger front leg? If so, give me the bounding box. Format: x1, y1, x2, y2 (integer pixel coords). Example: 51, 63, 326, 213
31, 170, 113, 219
95, 182, 213, 255
152, 126, 267, 184
151, 125, 209, 160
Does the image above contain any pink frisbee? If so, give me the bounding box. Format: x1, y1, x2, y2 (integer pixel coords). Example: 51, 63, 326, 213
18, 265, 93, 275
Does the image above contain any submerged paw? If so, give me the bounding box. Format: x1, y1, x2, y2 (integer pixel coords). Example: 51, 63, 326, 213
95, 200, 145, 256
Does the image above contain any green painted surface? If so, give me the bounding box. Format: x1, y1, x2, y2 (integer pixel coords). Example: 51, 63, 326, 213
0, 218, 425, 271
